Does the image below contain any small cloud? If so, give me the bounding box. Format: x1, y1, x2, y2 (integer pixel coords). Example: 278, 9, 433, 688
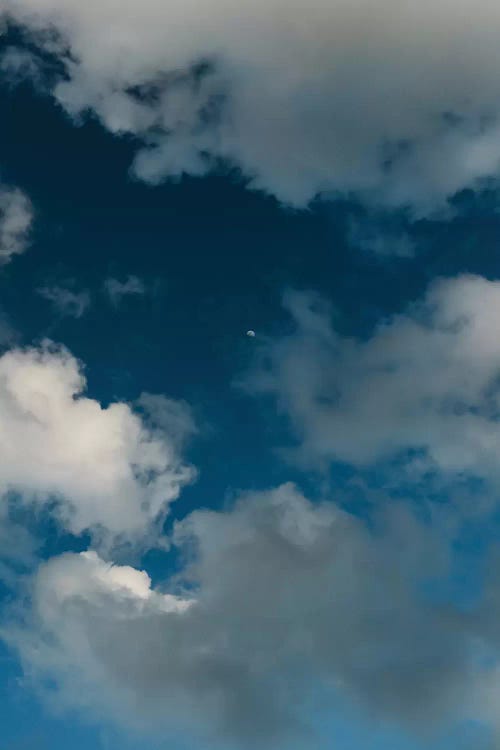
38, 285, 91, 319
104, 275, 146, 307
0, 185, 33, 263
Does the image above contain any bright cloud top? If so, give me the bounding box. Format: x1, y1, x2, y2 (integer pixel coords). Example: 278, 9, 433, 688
0, 183, 33, 262
5, 0, 500, 211
0, 342, 195, 543
246, 275, 500, 478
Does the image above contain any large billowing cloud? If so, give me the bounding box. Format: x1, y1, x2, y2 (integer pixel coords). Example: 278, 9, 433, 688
4, 1, 500, 212
9, 483, 484, 746
0, 341, 195, 544
245, 274, 500, 479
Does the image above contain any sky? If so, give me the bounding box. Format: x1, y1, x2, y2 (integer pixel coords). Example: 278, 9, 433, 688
3, 2, 500, 749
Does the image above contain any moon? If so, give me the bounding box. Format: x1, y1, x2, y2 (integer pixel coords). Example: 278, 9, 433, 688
246, 330, 256, 337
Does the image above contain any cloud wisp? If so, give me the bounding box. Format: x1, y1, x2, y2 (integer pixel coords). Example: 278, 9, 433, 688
104, 276, 146, 307
244, 274, 500, 481
38, 285, 91, 318
0, 183, 33, 263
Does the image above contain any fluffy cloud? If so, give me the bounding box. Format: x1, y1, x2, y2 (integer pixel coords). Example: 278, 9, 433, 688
10, 483, 479, 746
244, 275, 500, 479
104, 276, 145, 307
5, 1, 500, 212
0, 183, 32, 262
38, 285, 91, 318
0, 341, 195, 544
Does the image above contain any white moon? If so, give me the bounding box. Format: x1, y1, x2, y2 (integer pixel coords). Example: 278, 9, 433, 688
246, 330, 256, 337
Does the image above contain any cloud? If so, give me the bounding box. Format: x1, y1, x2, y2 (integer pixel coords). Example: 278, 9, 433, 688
38, 285, 91, 318
104, 276, 145, 307
244, 275, 500, 479
346, 211, 416, 258
0, 341, 195, 545
5, 1, 500, 212
0, 46, 46, 89
0, 184, 33, 263
7, 482, 487, 746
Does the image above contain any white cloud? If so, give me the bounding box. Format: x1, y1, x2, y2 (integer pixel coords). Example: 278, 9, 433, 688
0, 184, 33, 262
0, 341, 195, 544
5, 1, 500, 212
38, 285, 91, 318
244, 275, 500, 479
7, 483, 485, 745
104, 276, 145, 307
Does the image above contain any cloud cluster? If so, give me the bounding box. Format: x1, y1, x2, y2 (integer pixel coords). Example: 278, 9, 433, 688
0, 341, 195, 544
10, 483, 479, 746
0, 183, 33, 262
5, 0, 500, 211
245, 275, 500, 480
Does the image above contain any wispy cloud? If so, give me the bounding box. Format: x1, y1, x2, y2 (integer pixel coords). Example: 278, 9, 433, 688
38, 285, 91, 318
244, 274, 500, 482
0, 184, 33, 263
104, 276, 146, 307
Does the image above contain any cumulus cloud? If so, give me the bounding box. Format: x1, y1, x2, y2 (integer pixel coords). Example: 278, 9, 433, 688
0, 184, 33, 262
244, 275, 500, 479
0, 341, 195, 544
38, 285, 91, 318
9, 483, 499, 746
104, 276, 145, 307
6, 1, 500, 212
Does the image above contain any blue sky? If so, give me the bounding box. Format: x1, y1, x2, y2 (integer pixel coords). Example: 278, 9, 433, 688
2, 4, 500, 750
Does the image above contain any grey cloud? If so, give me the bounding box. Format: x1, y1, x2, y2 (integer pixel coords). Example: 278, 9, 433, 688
6, 483, 488, 747
243, 274, 500, 480
5, 1, 500, 213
